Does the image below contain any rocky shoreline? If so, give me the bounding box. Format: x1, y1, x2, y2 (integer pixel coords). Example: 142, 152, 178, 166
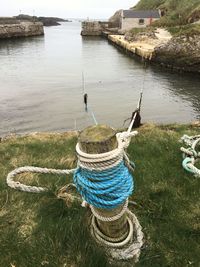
154, 34, 200, 73
106, 28, 200, 74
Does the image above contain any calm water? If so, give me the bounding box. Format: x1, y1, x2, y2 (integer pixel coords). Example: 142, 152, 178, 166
0, 22, 200, 136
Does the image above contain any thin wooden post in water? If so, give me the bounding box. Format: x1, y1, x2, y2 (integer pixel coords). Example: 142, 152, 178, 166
79, 125, 129, 240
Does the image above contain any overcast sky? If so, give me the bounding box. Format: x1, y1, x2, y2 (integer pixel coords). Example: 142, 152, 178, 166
0, 0, 139, 19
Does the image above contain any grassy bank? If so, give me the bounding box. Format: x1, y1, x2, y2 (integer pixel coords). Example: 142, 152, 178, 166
134, 0, 200, 27
125, 24, 200, 38
167, 24, 200, 36
0, 124, 199, 267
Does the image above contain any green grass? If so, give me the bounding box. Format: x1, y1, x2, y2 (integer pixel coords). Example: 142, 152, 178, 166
127, 27, 156, 35
0, 125, 200, 267
134, 0, 200, 27
167, 24, 200, 36
134, 0, 165, 10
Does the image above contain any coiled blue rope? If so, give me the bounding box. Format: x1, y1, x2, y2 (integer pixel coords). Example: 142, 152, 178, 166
73, 161, 134, 209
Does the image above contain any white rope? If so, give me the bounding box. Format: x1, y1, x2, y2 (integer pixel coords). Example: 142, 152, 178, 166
7, 166, 75, 193
187, 163, 200, 177
91, 215, 134, 247
6, 126, 143, 261
76, 131, 138, 172
90, 199, 128, 222
180, 134, 200, 147
6, 130, 138, 193
91, 209, 144, 260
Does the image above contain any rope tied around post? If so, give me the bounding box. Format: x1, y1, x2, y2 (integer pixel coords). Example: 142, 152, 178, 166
73, 130, 138, 210
6, 127, 143, 261
180, 134, 200, 178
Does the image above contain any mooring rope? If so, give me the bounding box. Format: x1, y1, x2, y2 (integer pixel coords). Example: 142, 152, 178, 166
82, 71, 98, 125
87, 106, 98, 125
6, 129, 137, 193
74, 163, 133, 209
90, 199, 128, 222
6, 115, 143, 260
180, 134, 200, 178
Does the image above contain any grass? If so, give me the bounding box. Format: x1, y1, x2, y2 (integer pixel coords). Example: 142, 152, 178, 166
167, 24, 200, 36
0, 125, 200, 267
126, 27, 157, 36
134, 0, 200, 28
134, 0, 165, 10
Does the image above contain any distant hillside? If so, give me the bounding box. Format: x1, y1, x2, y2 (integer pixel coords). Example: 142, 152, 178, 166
134, 0, 200, 26
134, 0, 165, 10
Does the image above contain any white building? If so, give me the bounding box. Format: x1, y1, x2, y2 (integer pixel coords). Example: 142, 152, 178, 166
121, 10, 160, 31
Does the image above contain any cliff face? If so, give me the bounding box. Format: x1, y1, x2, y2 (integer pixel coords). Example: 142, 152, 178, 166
109, 10, 122, 28
154, 34, 200, 73
0, 22, 44, 39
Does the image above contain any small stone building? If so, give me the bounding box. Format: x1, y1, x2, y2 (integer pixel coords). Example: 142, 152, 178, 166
121, 10, 160, 31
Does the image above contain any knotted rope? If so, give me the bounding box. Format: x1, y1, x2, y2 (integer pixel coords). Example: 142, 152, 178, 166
6, 131, 137, 194
7, 167, 75, 193
180, 134, 200, 178
73, 131, 137, 210
6, 127, 143, 260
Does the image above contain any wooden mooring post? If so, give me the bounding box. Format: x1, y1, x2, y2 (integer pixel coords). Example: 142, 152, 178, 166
79, 125, 130, 242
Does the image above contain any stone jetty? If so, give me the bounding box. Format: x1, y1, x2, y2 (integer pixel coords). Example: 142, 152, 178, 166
0, 19, 44, 39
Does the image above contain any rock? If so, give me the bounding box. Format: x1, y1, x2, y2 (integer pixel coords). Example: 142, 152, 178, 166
154, 34, 200, 73
0, 17, 19, 24
125, 30, 158, 42
0, 21, 44, 39
15, 14, 70, 27
191, 121, 200, 127
109, 10, 122, 28
38, 17, 61, 26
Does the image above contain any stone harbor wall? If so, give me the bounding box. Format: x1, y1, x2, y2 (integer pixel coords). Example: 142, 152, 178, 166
0, 21, 44, 39
81, 21, 109, 36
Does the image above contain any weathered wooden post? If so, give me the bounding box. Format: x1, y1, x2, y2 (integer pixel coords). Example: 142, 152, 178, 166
79, 125, 129, 241
74, 124, 143, 263
5, 122, 143, 264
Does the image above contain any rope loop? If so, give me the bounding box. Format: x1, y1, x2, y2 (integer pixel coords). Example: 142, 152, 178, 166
116, 131, 138, 149
180, 135, 200, 178
6, 166, 76, 193
5, 127, 143, 260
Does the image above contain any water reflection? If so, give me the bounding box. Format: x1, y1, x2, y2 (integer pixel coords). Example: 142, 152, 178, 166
167, 73, 200, 118
0, 35, 44, 55
0, 22, 199, 136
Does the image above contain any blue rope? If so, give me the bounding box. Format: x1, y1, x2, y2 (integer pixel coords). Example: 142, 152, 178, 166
73, 161, 134, 209
88, 106, 98, 125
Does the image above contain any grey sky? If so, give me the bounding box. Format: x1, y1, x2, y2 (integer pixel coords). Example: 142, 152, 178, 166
0, 0, 138, 19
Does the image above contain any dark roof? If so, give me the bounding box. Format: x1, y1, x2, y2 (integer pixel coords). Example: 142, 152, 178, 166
123, 10, 160, 19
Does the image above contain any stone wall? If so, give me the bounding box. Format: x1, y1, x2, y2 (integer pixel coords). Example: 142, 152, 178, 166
108, 35, 155, 60
81, 21, 102, 36
81, 21, 109, 36
0, 21, 44, 39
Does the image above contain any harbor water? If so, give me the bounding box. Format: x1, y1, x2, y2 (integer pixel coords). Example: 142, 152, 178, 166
0, 22, 200, 136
